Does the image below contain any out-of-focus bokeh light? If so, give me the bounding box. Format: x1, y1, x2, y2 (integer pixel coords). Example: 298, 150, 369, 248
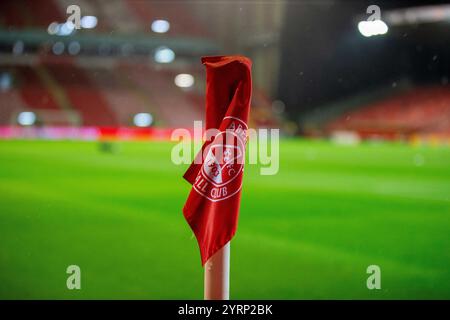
47, 22, 59, 35
151, 19, 170, 33
0, 73, 12, 91
17, 112, 36, 126
52, 42, 65, 55
57, 21, 75, 36
81, 16, 98, 29
133, 113, 153, 127
174, 73, 194, 88
68, 41, 81, 55
358, 20, 389, 37
154, 46, 175, 63
12, 40, 24, 55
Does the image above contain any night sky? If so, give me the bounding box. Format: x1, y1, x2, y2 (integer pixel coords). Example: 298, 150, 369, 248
277, 0, 450, 121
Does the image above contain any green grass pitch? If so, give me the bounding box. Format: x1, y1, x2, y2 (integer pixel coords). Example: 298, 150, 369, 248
0, 139, 449, 299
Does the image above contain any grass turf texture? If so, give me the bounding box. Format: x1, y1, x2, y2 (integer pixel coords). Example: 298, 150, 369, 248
0, 139, 449, 299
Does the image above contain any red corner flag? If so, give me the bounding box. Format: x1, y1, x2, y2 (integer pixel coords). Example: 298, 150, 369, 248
183, 56, 252, 265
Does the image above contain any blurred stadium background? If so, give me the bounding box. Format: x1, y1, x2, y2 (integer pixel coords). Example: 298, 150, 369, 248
0, 0, 449, 299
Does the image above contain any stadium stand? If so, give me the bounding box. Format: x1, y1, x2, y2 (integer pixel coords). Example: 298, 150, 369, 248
0, 2, 26, 28
17, 65, 61, 111
84, 67, 152, 126
44, 61, 118, 126
0, 87, 24, 125
327, 86, 450, 139
0, 0, 64, 28
116, 63, 204, 127
0, 0, 282, 133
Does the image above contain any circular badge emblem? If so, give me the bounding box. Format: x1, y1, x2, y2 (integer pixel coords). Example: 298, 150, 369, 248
193, 117, 247, 202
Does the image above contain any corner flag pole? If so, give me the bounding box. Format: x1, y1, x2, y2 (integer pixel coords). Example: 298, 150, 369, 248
204, 242, 230, 300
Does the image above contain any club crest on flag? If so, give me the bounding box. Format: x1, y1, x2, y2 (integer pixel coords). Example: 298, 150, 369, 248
194, 117, 247, 202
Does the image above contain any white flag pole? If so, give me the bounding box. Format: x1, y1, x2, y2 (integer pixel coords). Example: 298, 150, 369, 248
204, 241, 230, 300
